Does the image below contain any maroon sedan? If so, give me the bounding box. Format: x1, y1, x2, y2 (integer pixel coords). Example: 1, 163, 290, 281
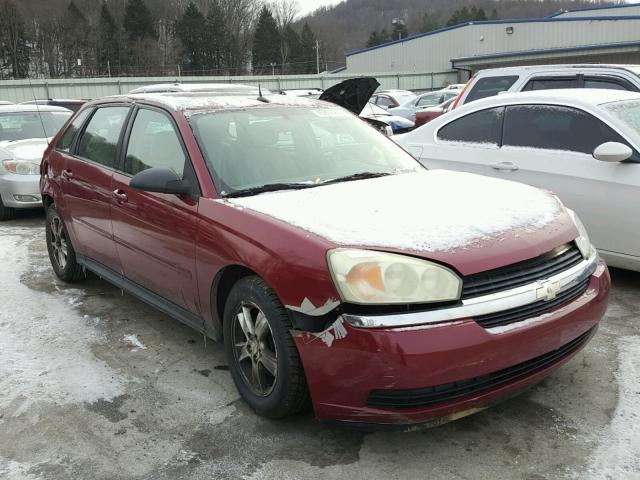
40, 92, 609, 428
414, 97, 456, 128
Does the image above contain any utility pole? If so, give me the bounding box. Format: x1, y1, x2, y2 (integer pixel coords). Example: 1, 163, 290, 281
315, 39, 320, 75
107, 61, 111, 78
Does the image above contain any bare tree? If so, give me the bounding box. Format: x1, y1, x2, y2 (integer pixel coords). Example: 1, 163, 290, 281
273, 0, 299, 30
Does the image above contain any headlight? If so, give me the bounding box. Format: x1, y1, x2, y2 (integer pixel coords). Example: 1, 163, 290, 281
327, 249, 462, 304
566, 209, 593, 259
2, 159, 40, 175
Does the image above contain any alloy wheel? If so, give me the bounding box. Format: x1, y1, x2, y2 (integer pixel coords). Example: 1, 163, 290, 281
232, 302, 278, 397
49, 216, 68, 270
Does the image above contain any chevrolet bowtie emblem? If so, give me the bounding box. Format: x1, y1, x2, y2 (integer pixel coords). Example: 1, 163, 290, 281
536, 280, 561, 301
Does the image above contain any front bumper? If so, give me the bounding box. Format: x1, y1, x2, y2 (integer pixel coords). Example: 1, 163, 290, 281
0, 173, 42, 209
293, 258, 609, 428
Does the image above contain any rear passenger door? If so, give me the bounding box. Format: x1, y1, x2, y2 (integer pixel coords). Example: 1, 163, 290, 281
495, 104, 640, 256
110, 106, 201, 316
58, 105, 130, 272
420, 107, 504, 175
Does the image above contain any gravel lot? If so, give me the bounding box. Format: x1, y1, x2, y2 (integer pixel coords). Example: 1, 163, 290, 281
1, 213, 639, 480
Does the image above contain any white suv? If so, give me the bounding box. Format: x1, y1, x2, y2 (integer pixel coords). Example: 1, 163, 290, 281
452, 64, 640, 109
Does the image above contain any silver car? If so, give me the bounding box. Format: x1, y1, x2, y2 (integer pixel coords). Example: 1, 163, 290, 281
0, 105, 71, 220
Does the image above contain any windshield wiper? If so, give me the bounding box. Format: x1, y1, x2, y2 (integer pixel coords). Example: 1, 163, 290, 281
321, 171, 392, 185
224, 182, 314, 198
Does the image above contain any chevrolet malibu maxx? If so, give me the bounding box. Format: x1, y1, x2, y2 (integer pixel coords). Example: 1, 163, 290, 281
40, 91, 610, 428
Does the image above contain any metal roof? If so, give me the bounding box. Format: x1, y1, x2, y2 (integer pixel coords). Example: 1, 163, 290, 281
345, 15, 640, 57
546, 2, 640, 18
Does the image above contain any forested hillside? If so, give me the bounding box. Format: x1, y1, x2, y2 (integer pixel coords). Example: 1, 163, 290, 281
0, 0, 618, 79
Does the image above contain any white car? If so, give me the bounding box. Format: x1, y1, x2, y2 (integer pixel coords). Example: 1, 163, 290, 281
370, 90, 417, 110
452, 64, 640, 109
396, 89, 640, 271
389, 90, 458, 120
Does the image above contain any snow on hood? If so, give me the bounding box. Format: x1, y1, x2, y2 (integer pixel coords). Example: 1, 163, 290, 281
0, 138, 49, 161
228, 170, 562, 253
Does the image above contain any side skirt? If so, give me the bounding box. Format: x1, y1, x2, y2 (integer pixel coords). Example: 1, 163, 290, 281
77, 254, 207, 336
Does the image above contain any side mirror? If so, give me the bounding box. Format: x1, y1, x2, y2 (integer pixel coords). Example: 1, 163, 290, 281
592, 142, 632, 163
130, 166, 190, 195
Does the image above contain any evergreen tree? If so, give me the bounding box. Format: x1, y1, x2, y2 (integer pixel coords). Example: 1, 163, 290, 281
299, 22, 316, 74
123, 0, 157, 75
204, 1, 227, 74
97, 2, 121, 76
124, 0, 156, 41
366, 30, 389, 48
62, 2, 89, 76
251, 6, 280, 75
421, 13, 440, 33
281, 25, 301, 74
176, 1, 207, 74
0, 0, 29, 79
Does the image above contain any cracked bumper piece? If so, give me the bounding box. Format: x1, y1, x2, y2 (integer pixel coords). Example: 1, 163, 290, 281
293, 259, 609, 427
0, 173, 42, 209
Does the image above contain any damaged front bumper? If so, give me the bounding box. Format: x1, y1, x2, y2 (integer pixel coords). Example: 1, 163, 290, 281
291, 259, 609, 428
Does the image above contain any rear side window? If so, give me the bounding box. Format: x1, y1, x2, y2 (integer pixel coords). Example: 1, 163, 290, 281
375, 96, 395, 108
77, 106, 129, 167
57, 108, 92, 152
124, 108, 186, 177
503, 104, 630, 154
523, 77, 579, 91
465, 76, 518, 103
437, 107, 504, 145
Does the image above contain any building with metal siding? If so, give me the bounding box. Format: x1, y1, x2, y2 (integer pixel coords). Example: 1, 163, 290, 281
343, 4, 640, 82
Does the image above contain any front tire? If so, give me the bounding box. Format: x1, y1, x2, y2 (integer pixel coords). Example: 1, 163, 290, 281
46, 204, 84, 282
0, 197, 16, 221
223, 276, 309, 418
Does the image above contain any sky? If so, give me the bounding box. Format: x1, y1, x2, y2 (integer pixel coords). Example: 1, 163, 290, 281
297, 0, 341, 15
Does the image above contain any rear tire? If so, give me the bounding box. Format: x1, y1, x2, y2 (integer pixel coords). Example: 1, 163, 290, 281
223, 276, 309, 418
0, 197, 16, 221
46, 204, 84, 282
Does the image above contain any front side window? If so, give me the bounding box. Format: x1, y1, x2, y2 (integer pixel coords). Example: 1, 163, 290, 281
464, 76, 519, 103
189, 105, 421, 195
57, 108, 92, 152
125, 109, 186, 176
503, 104, 629, 154
437, 107, 504, 145
0, 111, 72, 142
77, 106, 129, 167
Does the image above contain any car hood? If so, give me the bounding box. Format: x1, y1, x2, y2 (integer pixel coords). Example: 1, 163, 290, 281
0, 138, 49, 161
227, 170, 575, 273
319, 78, 380, 115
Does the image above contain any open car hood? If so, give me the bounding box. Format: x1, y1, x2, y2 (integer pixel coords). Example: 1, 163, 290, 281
319, 78, 380, 115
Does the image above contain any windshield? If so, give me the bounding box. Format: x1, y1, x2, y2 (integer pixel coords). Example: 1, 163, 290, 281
190, 105, 421, 195
604, 100, 640, 138
361, 102, 391, 116
0, 111, 71, 142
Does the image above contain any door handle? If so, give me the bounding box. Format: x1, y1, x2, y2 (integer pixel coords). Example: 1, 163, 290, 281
491, 161, 519, 171
112, 189, 128, 203
61, 169, 73, 180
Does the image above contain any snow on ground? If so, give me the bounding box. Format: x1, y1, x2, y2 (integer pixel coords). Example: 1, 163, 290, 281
0, 227, 126, 413
586, 336, 640, 479
122, 334, 147, 351
229, 170, 561, 252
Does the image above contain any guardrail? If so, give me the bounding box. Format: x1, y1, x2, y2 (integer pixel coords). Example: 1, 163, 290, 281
0, 71, 459, 103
